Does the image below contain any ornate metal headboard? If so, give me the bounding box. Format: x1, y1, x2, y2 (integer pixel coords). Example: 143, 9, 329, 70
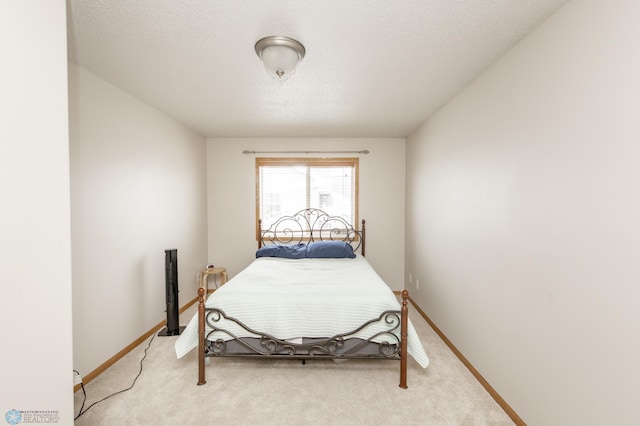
259, 208, 365, 256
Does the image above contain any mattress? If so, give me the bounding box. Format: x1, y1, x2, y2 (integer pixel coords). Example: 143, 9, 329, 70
175, 255, 429, 368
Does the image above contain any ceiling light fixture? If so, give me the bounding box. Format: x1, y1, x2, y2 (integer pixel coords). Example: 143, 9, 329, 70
255, 36, 306, 78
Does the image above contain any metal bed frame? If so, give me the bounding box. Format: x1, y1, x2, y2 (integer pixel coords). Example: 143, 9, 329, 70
197, 208, 409, 388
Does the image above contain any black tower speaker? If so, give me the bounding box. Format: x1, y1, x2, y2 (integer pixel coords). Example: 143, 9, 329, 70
158, 248, 185, 336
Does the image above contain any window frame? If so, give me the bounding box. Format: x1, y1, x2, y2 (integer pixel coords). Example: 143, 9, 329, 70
255, 157, 360, 241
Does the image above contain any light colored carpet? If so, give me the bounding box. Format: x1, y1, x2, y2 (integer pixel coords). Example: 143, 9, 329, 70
73, 301, 514, 425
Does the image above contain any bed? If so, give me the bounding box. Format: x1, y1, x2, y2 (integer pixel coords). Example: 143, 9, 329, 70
175, 208, 429, 388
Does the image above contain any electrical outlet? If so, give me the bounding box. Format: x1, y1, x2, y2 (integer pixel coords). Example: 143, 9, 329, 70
416, 279, 419, 290
409, 273, 412, 284
73, 372, 83, 386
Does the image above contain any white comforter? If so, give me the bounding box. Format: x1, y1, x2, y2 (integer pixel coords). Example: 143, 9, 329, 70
175, 255, 429, 368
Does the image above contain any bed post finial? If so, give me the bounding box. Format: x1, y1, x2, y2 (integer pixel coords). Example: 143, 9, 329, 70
258, 218, 263, 249
399, 289, 409, 389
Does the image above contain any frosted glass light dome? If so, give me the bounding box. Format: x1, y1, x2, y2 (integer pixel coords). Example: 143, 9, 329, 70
255, 36, 306, 78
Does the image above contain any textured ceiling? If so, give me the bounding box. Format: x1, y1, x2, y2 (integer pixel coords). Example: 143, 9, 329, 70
67, 0, 568, 138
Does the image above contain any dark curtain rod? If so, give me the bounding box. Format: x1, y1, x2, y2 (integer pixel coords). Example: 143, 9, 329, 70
242, 150, 369, 155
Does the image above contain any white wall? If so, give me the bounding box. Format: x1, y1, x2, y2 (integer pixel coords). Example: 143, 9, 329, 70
207, 138, 405, 290
68, 63, 208, 376
0, 0, 73, 423
405, 0, 640, 424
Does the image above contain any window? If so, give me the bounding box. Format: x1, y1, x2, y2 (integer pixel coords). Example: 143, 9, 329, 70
256, 158, 359, 237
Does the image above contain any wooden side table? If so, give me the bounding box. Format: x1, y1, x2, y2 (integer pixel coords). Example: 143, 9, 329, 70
200, 267, 228, 294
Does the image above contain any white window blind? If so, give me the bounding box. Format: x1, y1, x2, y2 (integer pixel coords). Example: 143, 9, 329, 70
256, 158, 359, 235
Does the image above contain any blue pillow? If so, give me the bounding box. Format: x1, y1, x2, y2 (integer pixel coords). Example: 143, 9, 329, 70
306, 241, 356, 259
256, 243, 307, 259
